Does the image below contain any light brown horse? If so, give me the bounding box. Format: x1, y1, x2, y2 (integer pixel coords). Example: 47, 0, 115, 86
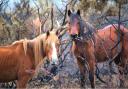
67, 10, 128, 88
0, 30, 60, 88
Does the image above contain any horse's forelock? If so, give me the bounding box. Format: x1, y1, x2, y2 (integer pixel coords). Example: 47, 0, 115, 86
69, 13, 81, 24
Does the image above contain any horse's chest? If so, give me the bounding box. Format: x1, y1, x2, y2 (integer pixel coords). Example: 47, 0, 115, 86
74, 42, 87, 57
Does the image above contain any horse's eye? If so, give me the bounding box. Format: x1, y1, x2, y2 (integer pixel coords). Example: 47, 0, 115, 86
56, 43, 60, 48
77, 22, 80, 25
56, 43, 59, 47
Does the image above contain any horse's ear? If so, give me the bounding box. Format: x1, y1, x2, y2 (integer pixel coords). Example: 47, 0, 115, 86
77, 9, 80, 16
56, 30, 59, 36
68, 10, 71, 16
46, 31, 50, 37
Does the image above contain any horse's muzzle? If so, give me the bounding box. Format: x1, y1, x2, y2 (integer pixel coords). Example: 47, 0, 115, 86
71, 34, 78, 40
50, 64, 58, 75
51, 58, 58, 65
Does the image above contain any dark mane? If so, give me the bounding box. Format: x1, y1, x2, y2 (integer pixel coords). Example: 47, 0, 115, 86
79, 19, 96, 40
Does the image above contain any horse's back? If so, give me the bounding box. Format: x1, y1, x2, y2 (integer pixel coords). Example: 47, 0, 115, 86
95, 24, 123, 62
97, 24, 125, 40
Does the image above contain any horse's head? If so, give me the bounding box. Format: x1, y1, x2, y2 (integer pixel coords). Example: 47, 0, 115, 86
67, 10, 81, 38
45, 31, 60, 65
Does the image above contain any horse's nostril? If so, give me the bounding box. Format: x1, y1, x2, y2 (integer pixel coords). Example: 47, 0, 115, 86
51, 61, 55, 65
50, 65, 58, 75
71, 34, 77, 39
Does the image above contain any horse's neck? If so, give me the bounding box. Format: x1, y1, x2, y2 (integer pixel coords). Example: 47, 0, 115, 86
26, 40, 36, 59
79, 20, 90, 36
28, 39, 46, 62
80, 20, 96, 39
27, 40, 34, 51
21, 41, 36, 70
79, 20, 84, 35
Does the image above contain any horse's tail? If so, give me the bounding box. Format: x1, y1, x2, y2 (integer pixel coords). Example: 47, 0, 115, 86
23, 38, 28, 55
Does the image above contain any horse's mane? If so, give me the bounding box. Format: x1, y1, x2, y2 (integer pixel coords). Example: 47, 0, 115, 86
32, 34, 46, 66
12, 33, 47, 66
12, 39, 28, 55
80, 19, 96, 40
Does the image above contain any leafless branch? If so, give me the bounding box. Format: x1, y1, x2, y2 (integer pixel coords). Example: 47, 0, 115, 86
120, 19, 128, 23
62, 0, 73, 25
55, 4, 64, 16
50, 3, 54, 31
118, 2, 122, 33
32, 0, 41, 22
33, 0, 50, 33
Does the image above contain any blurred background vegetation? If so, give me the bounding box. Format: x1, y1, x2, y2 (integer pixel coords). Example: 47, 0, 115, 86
0, 0, 128, 44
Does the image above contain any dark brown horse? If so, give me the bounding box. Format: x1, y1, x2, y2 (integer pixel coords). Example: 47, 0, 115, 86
67, 10, 128, 88
0, 30, 60, 88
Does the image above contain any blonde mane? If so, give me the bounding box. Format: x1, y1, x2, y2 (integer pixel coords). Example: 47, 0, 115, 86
12, 39, 28, 55
11, 31, 58, 67
31, 31, 58, 66
11, 33, 46, 66
32, 34, 46, 66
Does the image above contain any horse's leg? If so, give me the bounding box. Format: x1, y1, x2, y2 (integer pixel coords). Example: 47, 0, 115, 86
118, 39, 128, 88
17, 63, 34, 88
115, 54, 127, 87
114, 55, 125, 87
17, 74, 31, 88
118, 65, 125, 87
76, 58, 86, 88
86, 42, 96, 88
88, 59, 95, 88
